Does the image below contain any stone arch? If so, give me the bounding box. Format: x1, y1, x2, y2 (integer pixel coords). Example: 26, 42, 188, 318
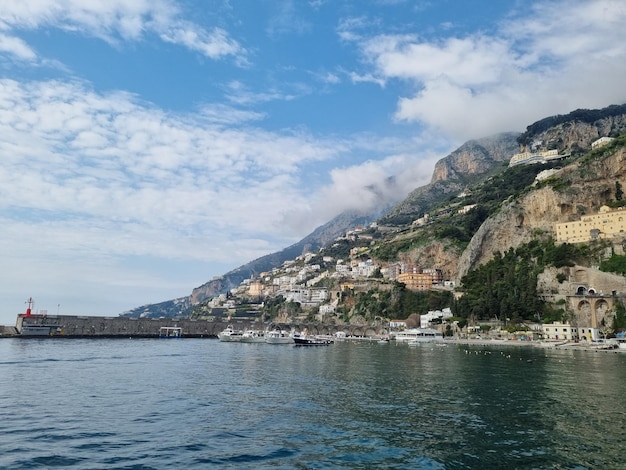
364, 327, 378, 337
317, 325, 331, 335
576, 286, 587, 295
594, 299, 611, 326
351, 327, 365, 337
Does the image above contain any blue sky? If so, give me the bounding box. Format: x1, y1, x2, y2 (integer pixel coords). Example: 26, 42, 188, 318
1, 0, 625, 323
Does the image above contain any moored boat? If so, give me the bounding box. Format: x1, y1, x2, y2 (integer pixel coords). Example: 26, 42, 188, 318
293, 331, 333, 346
394, 328, 444, 343
265, 328, 294, 344
218, 325, 243, 342
241, 329, 266, 343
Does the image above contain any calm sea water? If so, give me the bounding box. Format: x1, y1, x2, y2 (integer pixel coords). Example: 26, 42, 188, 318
0, 338, 624, 469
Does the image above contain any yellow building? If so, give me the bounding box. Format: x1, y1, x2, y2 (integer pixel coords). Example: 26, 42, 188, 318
555, 205, 626, 243
397, 272, 433, 291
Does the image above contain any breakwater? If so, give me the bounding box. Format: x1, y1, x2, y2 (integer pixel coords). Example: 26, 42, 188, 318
12, 314, 240, 338
4, 314, 387, 338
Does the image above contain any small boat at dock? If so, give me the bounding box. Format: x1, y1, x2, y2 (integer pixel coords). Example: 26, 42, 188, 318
394, 328, 444, 343
241, 329, 266, 343
293, 332, 333, 346
265, 328, 294, 344
218, 325, 244, 342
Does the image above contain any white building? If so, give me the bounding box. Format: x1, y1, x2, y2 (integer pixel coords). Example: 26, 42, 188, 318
542, 322, 578, 341
335, 263, 351, 275
591, 136, 614, 149
319, 303, 336, 315
420, 308, 453, 328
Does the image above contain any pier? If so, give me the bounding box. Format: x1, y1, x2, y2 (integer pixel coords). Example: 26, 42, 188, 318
1, 314, 389, 339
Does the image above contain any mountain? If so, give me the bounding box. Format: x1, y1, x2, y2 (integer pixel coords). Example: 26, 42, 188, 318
122, 103, 626, 320
380, 133, 520, 225
376, 104, 626, 285
120, 209, 384, 318
458, 105, 626, 277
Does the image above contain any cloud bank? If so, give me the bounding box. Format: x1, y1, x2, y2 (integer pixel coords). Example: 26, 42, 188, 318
1, 0, 626, 319
345, 0, 626, 140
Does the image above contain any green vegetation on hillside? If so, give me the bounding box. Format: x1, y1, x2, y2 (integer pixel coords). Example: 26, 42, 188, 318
338, 284, 453, 322
374, 163, 561, 259
599, 254, 626, 276
454, 239, 595, 324
613, 301, 626, 331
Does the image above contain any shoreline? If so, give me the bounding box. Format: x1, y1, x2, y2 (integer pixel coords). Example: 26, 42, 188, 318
444, 337, 626, 353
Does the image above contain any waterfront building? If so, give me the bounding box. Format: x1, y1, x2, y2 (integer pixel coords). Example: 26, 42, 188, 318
542, 322, 579, 340
389, 320, 407, 329
420, 308, 452, 328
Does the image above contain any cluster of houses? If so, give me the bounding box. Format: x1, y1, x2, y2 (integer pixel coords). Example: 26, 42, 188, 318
203, 223, 455, 322
205, 134, 624, 341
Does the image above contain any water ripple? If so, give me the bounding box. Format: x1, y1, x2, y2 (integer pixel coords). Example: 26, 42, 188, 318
0, 339, 624, 469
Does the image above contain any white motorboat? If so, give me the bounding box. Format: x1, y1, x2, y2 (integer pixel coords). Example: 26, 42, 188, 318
218, 325, 243, 342
394, 328, 444, 343
265, 328, 294, 344
241, 329, 266, 343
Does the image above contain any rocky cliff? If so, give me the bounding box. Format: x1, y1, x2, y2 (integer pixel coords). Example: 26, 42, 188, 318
381, 132, 520, 225
431, 133, 520, 183
457, 144, 626, 281
123, 104, 626, 319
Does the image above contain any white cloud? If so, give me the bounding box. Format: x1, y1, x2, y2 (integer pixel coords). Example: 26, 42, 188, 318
224, 80, 299, 106
350, 0, 626, 140
281, 134, 445, 233
159, 23, 245, 61
1, 74, 447, 320
0, 0, 246, 61
0, 32, 36, 60
0, 78, 342, 246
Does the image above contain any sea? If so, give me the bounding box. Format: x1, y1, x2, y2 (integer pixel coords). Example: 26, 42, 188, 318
0, 338, 624, 470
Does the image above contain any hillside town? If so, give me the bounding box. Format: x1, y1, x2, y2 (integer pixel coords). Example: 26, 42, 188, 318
190, 135, 626, 349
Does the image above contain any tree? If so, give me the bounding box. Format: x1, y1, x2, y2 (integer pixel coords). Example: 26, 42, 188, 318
612, 301, 626, 332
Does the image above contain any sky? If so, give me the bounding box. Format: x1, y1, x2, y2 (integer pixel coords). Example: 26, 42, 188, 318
1, 0, 626, 324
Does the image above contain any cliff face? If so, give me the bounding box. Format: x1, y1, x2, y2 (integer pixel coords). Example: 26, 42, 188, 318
124, 105, 626, 319
383, 132, 519, 224
520, 115, 626, 154
408, 240, 461, 281
430, 133, 519, 183
457, 145, 626, 281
